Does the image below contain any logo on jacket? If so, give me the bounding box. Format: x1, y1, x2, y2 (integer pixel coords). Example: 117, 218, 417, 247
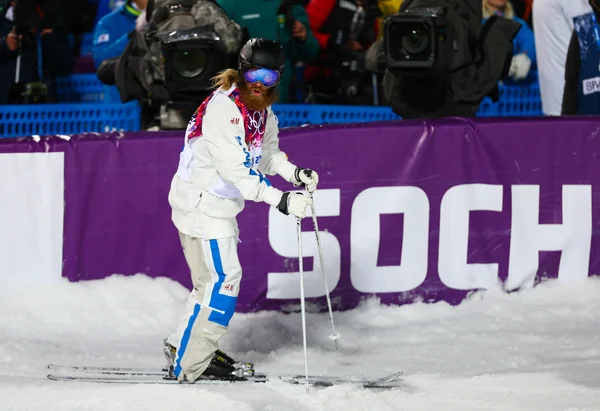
230, 117, 240, 125
97, 33, 110, 43
583, 77, 600, 95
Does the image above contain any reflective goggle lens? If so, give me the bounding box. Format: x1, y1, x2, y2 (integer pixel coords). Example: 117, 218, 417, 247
242, 67, 281, 88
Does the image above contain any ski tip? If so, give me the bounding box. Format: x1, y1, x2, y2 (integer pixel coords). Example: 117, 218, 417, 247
370, 371, 404, 387
385, 371, 404, 381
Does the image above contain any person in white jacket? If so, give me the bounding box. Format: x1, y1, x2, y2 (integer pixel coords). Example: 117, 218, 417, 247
533, 0, 592, 115
163, 38, 319, 383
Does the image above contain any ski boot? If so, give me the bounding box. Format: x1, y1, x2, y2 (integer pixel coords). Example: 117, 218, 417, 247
177, 352, 250, 383
199, 353, 245, 381
212, 349, 255, 378
162, 339, 254, 379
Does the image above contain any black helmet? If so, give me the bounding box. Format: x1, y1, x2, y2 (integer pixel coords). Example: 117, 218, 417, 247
238, 38, 286, 74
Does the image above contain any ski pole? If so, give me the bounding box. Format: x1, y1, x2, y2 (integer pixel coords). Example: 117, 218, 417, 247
297, 217, 310, 393
308, 191, 340, 349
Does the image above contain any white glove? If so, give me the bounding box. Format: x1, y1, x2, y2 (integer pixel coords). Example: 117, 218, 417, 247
135, 11, 148, 32
276, 192, 312, 218
508, 53, 532, 81
293, 167, 319, 193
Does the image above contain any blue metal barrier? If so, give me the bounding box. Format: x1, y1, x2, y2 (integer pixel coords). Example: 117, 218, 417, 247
0, 101, 141, 138
53, 72, 543, 117
272, 104, 400, 127
0, 72, 544, 138
55, 74, 105, 103
477, 78, 543, 117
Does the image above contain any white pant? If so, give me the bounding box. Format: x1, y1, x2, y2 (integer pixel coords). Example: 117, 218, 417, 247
167, 232, 242, 382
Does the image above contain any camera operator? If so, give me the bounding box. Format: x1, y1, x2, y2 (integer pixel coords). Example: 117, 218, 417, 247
215, 0, 319, 103
304, 0, 380, 105
0, 0, 74, 104
112, 0, 245, 129
378, 0, 522, 119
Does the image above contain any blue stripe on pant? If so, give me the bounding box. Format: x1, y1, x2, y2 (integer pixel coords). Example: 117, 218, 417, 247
173, 239, 239, 378
173, 302, 201, 377
207, 239, 238, 327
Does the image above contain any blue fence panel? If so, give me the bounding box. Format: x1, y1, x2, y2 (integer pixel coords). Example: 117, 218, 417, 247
477, 78, 543, 117
0, 101, 141, 138
55, 74, 105, 103
3, 71, 543, 138
272, 104, 399, 128
54, 72, 543, 118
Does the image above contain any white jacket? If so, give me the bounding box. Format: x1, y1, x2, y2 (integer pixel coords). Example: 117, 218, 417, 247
168, 84, 299, 239
533, 0, 592, 115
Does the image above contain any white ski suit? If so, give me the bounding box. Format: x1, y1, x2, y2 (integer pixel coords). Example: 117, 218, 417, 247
166, 84, 300, 382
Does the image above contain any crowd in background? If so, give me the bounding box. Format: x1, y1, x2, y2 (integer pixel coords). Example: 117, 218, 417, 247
0, 0, 598, 117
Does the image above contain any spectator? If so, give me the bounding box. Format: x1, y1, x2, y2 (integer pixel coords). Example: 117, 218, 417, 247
562, 0, 600, 115
92, 0, 147, 69
215, 0, 319, 103
307, 0, 377, 56
304, 0, 380, 105
533, 0, 591, 115
0, 0, 75, 104
92, 0, 147, 103
482, 0, 536, 82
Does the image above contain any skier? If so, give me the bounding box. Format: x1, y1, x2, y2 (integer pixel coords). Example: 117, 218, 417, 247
163, 38, 319, 383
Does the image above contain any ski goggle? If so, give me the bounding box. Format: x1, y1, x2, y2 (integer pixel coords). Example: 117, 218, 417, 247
242, 67, 281, 88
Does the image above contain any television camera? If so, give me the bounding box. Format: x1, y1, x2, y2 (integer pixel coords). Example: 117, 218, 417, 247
380, 0, 522, 119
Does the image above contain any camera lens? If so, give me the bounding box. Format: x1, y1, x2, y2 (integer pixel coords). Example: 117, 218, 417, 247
173, 49, 207, 78
401, 24, 429, 55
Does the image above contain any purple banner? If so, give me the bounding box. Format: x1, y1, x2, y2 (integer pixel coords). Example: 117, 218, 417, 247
2, 117, 600, 312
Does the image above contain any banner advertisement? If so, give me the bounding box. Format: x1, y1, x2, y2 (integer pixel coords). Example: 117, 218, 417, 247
1, 116, 599, 312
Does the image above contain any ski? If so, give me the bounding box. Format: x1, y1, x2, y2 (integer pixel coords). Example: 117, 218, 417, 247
47, 373, 268, 385
280, 370, 404, 388
47, 364, 403, 389
48, 363, 165, 376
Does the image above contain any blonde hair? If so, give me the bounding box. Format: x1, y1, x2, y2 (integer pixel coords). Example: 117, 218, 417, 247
211, 68, 241, 90
482, 0, 514, 19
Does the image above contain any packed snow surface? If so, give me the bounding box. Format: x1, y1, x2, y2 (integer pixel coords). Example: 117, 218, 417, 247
1, 274, 599, 411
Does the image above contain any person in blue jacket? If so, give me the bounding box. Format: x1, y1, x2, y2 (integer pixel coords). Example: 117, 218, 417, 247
92, 0, 147, 68
482, 0, 536, 82
562, 0, 600, 114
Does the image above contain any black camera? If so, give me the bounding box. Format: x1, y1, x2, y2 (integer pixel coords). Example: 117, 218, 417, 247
380, 0, 522, 119
384, 6, 450, 75
114, 0, 243, 129
157, 25, 230, 100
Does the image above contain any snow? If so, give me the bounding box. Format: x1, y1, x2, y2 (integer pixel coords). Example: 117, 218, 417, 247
1, 274, 600, 411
